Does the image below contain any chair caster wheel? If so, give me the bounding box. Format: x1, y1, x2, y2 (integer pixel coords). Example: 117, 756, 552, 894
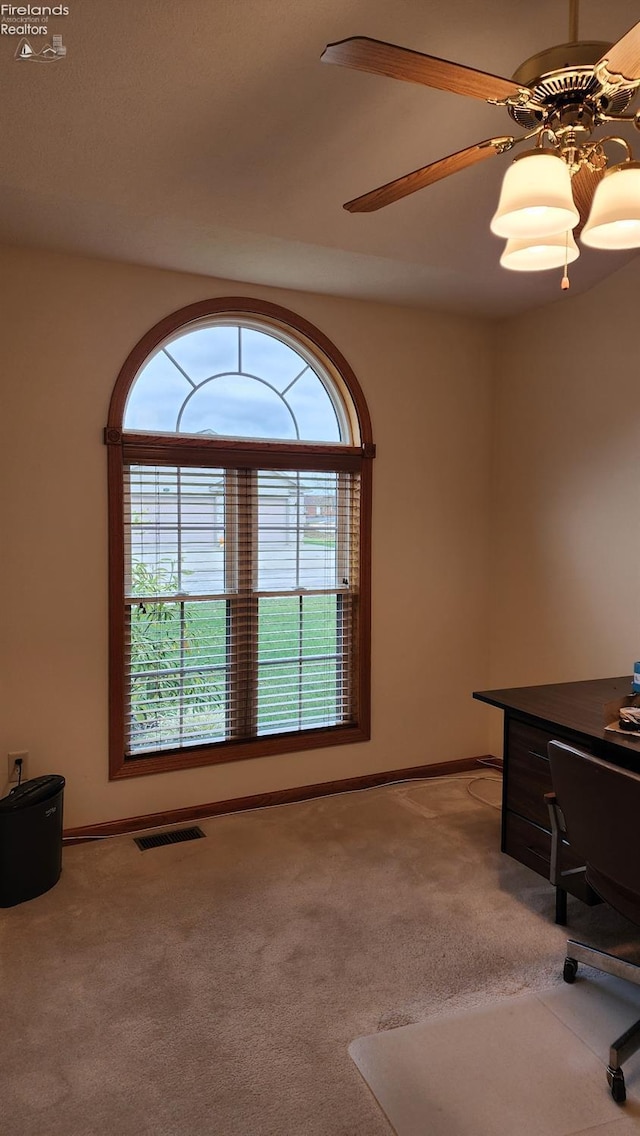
563, 957, 578, 984
607, 1066, 626, 1104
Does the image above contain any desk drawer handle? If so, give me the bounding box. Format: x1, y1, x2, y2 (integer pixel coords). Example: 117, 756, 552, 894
528, 749, 549, 762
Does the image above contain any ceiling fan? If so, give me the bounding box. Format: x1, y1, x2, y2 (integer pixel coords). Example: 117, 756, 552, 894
321, 1, 640, 276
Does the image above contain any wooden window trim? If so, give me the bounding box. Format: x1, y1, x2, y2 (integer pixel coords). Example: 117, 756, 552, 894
107, 297, 373, 443
107, 297, 374, 781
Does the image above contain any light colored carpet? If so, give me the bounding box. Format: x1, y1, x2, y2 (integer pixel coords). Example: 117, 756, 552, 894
350, 976, 640, 1136
0, 773, 637, 1136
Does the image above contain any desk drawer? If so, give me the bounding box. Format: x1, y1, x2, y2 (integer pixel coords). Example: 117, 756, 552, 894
509, 719, 553, 763
504, 811, 550, 879
506, 720, 596, 828
506, 721, 555, 828
503, 810, 600, 904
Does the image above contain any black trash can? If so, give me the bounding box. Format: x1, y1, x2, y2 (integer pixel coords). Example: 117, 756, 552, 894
0, 775, 65, 907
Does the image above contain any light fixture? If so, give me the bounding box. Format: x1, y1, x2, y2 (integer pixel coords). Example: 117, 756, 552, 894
491, 150, 580, 239
500, 229, 580, 272
490, 135, 640, 287
580, 162, 640, 248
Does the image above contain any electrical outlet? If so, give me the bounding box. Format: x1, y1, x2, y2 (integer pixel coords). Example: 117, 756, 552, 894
7, 751, 29, 784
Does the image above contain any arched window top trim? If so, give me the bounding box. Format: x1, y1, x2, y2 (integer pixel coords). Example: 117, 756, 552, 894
107, 297, 374, 449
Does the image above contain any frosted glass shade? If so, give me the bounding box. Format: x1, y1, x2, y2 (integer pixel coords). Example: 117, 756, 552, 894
500, 229, 580, 271
491, 150, 580, 238
581, 163, 640, 248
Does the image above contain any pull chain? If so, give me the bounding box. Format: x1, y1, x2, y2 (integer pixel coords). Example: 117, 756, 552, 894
561, 231, 571, 291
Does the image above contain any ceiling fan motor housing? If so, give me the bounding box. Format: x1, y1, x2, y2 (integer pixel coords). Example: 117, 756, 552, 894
508, 40, 636, 129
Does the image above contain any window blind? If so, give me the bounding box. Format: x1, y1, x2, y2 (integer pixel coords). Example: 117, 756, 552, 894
123, 464, 360, 755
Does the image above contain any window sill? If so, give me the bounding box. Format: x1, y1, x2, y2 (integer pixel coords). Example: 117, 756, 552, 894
109, 721, 371, 779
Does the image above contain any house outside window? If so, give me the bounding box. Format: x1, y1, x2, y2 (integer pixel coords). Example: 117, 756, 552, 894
106, 298, 374, 779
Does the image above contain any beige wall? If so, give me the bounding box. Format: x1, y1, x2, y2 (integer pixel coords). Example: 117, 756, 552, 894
0, 244, 495, 828
486, 257, 640, 752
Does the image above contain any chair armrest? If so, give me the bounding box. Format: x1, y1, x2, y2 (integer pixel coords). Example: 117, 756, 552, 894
544, 791, 566, 830
544, 791, 586, 889
545, 791, 565, 885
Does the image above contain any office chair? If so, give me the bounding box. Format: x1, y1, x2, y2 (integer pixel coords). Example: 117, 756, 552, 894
546, 739, 640, 1104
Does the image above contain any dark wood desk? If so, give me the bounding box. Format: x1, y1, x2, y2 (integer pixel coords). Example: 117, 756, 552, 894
473, 677, 640, 922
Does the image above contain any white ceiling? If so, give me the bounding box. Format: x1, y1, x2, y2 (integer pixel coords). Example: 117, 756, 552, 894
2, 0, 639, 316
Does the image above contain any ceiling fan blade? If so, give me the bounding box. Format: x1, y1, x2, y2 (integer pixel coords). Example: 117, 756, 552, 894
571, 162, 605, 234
344, 137, 514, 213
594, 19, 640, 86
321, 37, 535, 105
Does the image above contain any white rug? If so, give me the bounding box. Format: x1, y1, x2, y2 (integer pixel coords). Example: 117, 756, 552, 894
349, 975, 640, 1136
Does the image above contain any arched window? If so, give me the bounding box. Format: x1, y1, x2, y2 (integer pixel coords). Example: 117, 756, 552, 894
106, 298, 374, 778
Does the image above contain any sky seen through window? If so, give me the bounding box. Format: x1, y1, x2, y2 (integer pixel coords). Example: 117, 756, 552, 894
124, 324, 343, 442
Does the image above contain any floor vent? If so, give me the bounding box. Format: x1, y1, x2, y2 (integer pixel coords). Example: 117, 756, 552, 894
134, 826, 206, 851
